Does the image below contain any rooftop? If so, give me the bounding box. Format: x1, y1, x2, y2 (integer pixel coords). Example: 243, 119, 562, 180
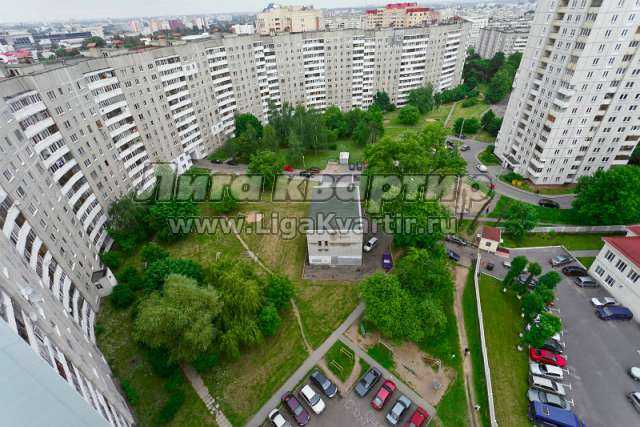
308, 184, 362, 231
482, 225, 501, 242
603, 236, 640, 268
626, 225, 640, 236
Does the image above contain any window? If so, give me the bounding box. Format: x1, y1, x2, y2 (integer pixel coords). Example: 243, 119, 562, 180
595, 265, 605, 276
628, 270, 640, 283
604, 250, 615, 262
616, 259, 628, 272
604, 275, 615, 287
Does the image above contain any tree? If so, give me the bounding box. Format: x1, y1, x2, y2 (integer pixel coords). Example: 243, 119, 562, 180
407, 85, 434, 114
285, 133, 304, 166
353, 108, 384, 146
101, 251, 123, 270
372, 91, 394, 112
526, 262, 542, 285
504, 202, 538, 241
117, 266, 144, 291
211, 188, 238, 214
148, 200, 199, 242
385, 200, 451, 249
453, 117, 481, 135
230, 126, 261, 162
107, 195, 151, 252
503, 255, 528, 289
396, 247, 453, 300
522, 291, 545, 322
416, 298, 447, 340
397, 105, 420, 125
265, 274, 295, 310
140, 243, 169, 266
82, 36, 106, 48
323, 106, 347, 137
145, 258, 204, 291
248, 150, 284, 190
258, 304, 281, 337
134, 274, 221, 364
234, 113, 263, 138
261, 124, 279, 151
523, 312, 562, 348
481, 109, 496, 129
110, 284, 135, 309
572, 166, 640, 225
537, 271, 562, 291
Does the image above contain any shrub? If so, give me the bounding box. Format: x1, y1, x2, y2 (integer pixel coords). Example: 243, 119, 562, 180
397, 105, 420, 125
121, 380, 139, 405
328, 142, 338, 150
110, 284, 135, 309
192, 351, 220, 373
101, 251, 123, 270
140, 243, 169, 265
461, 97, 478, 107
502, 171, 524, 182
155, 390, 185, 424
144, 258, 204, 291
265, 274, 295, 310
117, 266, 143, 291
258, 304, 281, 337
145, 347, 179, 378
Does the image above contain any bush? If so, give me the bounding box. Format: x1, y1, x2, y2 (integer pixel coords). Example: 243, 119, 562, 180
397, 105, 421, 125
117, 266, 143, 291
265, 274, 295, 310
145, 347, 179, 378
110, 284, 135, 309
121, 380, 139, 405
211, 189, 237, 214
502, 171, 524, 182
328, 142, 338, 150
101, 251, 123, 270
155, 390, 185, 425
461, 97, 478, 107
192, 351, 220, 373
258, 304, 281, 337
453, 117, 481, 135
144, 258, 204, 291
140, 243, 169, 265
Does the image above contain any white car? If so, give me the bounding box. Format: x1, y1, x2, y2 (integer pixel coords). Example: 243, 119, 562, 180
268, 408, 291, 427
530, 362, 564, 380
299, 384, 325, 414
363, 236, 379, 252
629, 367, 640, 381
476, 163, 488, 173
591, 297, 617, 307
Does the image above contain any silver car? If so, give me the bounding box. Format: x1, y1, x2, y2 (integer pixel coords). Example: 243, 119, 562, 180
591, 297, 617, 307
527, 388, 571, 411
628, 392, 640, 413
386, 395, 412, 425
530, 362, 564, 381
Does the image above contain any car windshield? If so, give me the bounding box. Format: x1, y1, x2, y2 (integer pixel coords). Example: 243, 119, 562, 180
294, 404, 303, 416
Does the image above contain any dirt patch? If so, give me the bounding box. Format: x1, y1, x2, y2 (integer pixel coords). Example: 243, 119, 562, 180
441, 180, 486, 218
244, 211, 263, 223
344, 320, 454, 407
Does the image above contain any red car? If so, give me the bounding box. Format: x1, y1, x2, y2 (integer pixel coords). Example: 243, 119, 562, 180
404, 406, 430, 427
283, 165, 294, 172
371, 379, 396, 410
529, 348, 567, 368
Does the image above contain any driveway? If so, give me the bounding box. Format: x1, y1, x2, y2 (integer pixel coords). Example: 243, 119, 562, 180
502, 247, 640, 426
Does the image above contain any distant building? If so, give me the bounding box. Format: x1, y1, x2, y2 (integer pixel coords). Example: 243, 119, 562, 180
306, 183, 363, 266
323, 14, 364, 31
462, 16, 489, 49
590, 226, 640, 321
364, 3, 439, 30
231, 24, 256, 35
256, 4, 322, 35
476, 24, 530, 59
128, 20, 142, 33
169, 19, 185, 31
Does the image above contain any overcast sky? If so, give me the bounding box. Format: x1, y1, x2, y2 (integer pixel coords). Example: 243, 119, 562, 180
2, 0, 462, 23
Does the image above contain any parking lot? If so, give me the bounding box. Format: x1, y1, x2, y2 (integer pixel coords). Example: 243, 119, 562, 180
263, 368, 431, 427
507, 247, 640, 426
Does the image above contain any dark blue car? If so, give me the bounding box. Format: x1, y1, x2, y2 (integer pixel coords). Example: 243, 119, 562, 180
596, 305, 633, 320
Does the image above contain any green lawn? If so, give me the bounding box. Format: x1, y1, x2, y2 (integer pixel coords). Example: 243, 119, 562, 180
577, 257, 596, 268
499, 175, 576, 195
325, 341, 356, 382
384, 103, 455, 141
448, 102, 490, 127
478, 146, 500, 166
479, 274, 530, 427
96, 302, 217, 427
277, 139, 365, 169
462, 268, 491, 427
501, 232, 609, 250
489, 195, 580, 225
367, 343, 395, 370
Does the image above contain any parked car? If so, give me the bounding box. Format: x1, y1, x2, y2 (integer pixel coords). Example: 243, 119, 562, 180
530, 362, 564, 381
538, 198, 560, 209
355, 368, 382, 397
460, 145, 471, 152
528, 402, 584, 427
382, 251, 393, 271
269, 408, 292, 427
308, 167, 321, 174
386, 395, 412, 425
283, 165, 294, 172
590, 297, 617, 307
550, 255, 573, 267
596, 305, 633, 320
561, 265, 588, 276
527, 388, 571, 411
356, 162, 363, 171
371, 379, 396, 410
629, 366, 640, 381
363, 236, 379, 253
541, 339, 564, 354
349, 163, 356, 171
529, 348, 567, 368
282, 393, 310, 426
574, 276, 598, 288
503, 260, 512, 269
309, 370, 337, 398
476, 163, 488, 173
405, 406, 430, 427
445, 235, 468, 246
628, 392, 640, 413
210, 159, 222, 164
299, 384, 325, 415
225, 158, 237, 166
446, 249, 461, 262
299, 171, 312, 178
529, 374, 566, 396
517, 272, 539, 289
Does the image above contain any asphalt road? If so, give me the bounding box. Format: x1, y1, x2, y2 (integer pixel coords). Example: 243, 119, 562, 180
509, 247, 640, 426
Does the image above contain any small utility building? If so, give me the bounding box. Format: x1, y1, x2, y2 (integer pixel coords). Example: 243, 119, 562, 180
479, 225, 502, 253
306, 183, 363, 266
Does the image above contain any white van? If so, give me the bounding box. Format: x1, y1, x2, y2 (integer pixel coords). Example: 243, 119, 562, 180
529, 374, 566, 396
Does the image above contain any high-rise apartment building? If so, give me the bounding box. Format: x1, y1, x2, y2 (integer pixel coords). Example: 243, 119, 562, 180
256, 4, 322, 35
495, 0, 640, 185
477, 24, 530, 58
364, 3, 440, 30
462, 15, 489, 48
0, 23, 468, 423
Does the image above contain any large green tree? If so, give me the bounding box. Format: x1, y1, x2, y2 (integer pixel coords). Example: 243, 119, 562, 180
397, 105, 420, 125
234, 113, 263, 138
523, 312, 562, 348
134, 274, 221, 364
407, 85, 435, 114
107, 194, 151, 252
248, 150, 284, 190
572, 166, 640, 225
396, 247, 453, 300
372, 91, 394, 112
503, 202, 538, 241
148, 200, 199, 242
145, 257, 204, 291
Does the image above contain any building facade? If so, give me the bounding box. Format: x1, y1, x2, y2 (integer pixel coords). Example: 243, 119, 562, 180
462, 16, 489, 49
476, 24, 530, 58
495, 0, 640, 185
256, 4, 322, 35
365, 3, 440, 30
590, 226, 640, 321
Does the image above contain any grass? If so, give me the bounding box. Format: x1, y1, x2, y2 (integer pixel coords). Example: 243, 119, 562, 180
577, 257, 596, 268
489, 195, 580, 225
478, 146, 500, 166
499, 175, 576, 195
276, 139, 364, 169
359, 358, 371, 377
96, 301, 217, 427
501, 232, 610, 250
383, 103, 455, 141
295, 282, 359, 348
325, 341, 356, 382
478, 274, 530, 427
367, 343, 395, 370
448, 102, 490, 127
462, 267, 491, 427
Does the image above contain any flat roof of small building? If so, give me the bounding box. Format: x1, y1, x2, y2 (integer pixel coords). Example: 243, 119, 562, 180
482, 225, 501, 242
308, 184, 362, 231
